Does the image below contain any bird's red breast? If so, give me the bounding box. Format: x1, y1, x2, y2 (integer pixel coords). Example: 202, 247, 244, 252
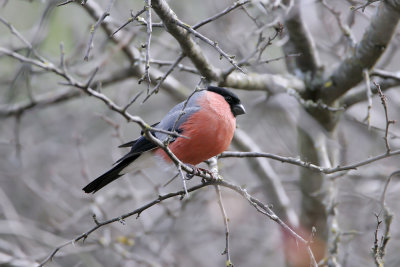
155, 91, 236, 165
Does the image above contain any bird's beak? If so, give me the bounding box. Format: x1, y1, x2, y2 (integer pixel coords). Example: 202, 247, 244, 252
232, 104, 246, 116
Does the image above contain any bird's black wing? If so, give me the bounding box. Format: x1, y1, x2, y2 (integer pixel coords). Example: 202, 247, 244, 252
118, 122, 160, 148
83, 125, 176, 194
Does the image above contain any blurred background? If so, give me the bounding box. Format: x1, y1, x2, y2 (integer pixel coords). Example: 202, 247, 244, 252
1, 0, 400, 266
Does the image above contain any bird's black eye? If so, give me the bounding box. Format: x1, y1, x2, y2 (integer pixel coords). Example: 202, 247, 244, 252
225, 96, 232, 102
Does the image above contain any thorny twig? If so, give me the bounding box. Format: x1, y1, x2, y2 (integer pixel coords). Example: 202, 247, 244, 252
175, 20, 245, 74
110, 8, 146, 37
0, 16, 46, 62
193, 0, 250, 29
374, 82, 395, 152
169, 78, 205, 136
223, 24, 284, 78
219, 150, 400, 175
142, 53, 186, 103
139, 0, 152, 93
38, 177, 317, 267
84, 0, 116, 61
374, 170, 398, 267
147, 58, 198, 74
215, 185, 232, 267
0, 47, 185, 140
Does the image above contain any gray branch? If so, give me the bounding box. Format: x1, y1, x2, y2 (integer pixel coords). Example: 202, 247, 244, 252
321, 0, 400, 104
282, 0, 319, 74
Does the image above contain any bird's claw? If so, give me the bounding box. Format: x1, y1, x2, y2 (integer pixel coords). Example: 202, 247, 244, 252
185, 164, 219, 181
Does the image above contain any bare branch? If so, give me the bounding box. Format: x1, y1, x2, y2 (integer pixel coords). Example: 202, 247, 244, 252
352, 0, 380, 12
215, 185, 232, 267
84, 0, 116, 61
371, 69, 400, 81
219, 149, 400, 175
0, 16, 46, 62
143, 53, 186, 102
320, 0, 356, 47
140, 0, 152, 92
375, 82, 396, 152
282, 0, 319, 73
230, 128, 299, 227
175, 20, 245, 73
110, 8, 146, 37
0, 46, 184, 141
321, 0, 400, 104
38, 177, 317, 267
79, 1, 190, 100
193, 0, 250, 29
151, 0, 221, 81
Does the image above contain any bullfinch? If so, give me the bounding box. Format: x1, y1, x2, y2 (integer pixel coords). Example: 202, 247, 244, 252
83, 86, 245, 193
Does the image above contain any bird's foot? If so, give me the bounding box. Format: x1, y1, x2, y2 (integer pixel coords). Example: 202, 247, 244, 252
185, 164, 219, 181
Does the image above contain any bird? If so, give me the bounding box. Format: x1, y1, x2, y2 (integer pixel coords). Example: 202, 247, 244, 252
82, 86, 245, 193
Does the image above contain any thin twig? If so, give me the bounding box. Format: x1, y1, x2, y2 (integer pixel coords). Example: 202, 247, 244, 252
123, 90, 144, 111
215, 185, 232, 267
370, 69, 400, 81
219, 150, 400, 174
142, 53, 185, 103
287, 88, 345, 112
0, 46, 185, 140
170, 78, 205, 136
257, 53, 302, 65
351, 0, 380, 12
38, 177, 317, 267
320, 0, 356, 47
139, 0, 152, 93
372, 214, 382, 267
375, 82, 395, 152
0, 16, 46, 62
178, 164, 189, 198
147, 58, 198, 74
380, 170, 400, 206
175, 20, 245, 74
223, 25, 283, 79
84, 0, 116, 61
110, 8, 146, 37
57, 0, 75, 7
192, 0, 250, 29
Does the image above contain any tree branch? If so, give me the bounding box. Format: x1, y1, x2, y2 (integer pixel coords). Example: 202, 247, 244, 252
282, 0, 319, 74
321, 0, 400, 104
38, 178, 317, 267
219, 149, 400, 175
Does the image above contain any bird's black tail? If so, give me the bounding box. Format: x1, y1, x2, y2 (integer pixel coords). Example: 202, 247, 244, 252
82, 156, 138, 193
